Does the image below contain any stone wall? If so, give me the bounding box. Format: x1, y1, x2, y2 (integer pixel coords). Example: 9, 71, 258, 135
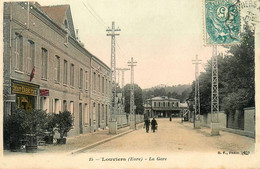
244, 107, 255, 138
199, 108, 255, 138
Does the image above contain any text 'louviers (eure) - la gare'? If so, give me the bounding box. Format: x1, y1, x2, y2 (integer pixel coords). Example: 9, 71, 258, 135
88, 157, 167, 162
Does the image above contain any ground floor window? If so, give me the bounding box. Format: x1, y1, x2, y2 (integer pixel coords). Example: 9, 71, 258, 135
84, 103, 89, 125
40, 97, 49, 112
54, 99, 61, 114
70, 101, 74, 125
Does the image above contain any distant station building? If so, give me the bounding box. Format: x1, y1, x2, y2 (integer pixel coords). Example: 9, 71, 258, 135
3, 2, 111, 136
144, 96, 188, 118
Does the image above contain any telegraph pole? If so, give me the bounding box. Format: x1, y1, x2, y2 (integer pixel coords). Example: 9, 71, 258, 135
211, 45, 220, 135
128, 58, 137, 129
106, 21, 120, 114
116, 68, 130, 112
192, 55, 201, 129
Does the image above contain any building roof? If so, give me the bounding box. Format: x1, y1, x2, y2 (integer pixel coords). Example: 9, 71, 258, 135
40, 5, 69, 27
150, 96, 179, 101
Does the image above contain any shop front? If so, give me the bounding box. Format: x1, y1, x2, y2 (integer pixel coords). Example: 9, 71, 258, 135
12, 80, 39, 112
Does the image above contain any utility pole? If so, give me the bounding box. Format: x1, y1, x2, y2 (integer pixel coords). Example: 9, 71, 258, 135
211, 45, 220, 135
128, 58, 137, 129
116, 68, 130, 112
106, 21, 120, 115
192, 55, 201, 129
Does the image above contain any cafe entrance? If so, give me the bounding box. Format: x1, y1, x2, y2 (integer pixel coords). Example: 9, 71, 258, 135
12, 80, 39, 112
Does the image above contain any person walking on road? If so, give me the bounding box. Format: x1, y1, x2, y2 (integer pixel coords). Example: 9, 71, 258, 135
144, 118, 150, 133
151, 118, 158, 133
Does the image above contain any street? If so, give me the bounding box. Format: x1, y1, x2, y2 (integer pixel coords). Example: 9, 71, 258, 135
81, 118, 254, 153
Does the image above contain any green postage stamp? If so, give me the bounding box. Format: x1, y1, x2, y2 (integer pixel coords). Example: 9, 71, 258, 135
204, 0, 240, 45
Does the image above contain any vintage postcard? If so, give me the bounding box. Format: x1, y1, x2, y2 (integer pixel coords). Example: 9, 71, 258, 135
0, 0, 259, 168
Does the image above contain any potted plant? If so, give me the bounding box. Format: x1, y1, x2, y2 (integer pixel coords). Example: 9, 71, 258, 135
43, 113, 56, 144
22, 109, 47, 153
55, 111, 73, 144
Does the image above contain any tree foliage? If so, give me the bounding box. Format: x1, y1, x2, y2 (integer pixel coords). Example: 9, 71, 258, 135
143, 84, 191, 102
123, 84, 144, 114
188, 25, 255, 114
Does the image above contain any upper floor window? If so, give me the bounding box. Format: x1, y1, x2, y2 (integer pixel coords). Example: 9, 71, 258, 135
70, 64, 74, 86
27, 40, 35, 74
85, 71, 88, 91
63, 60, 68, 84
41, 48, 48, 79
93, 72, 96, 91
98, 75, 100, 92
55, 55, 60, 82
79, 68, 83, 89
15, 33, 23, 71
102, 77, 105, 93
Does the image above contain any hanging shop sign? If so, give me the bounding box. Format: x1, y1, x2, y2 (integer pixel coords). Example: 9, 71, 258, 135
40, 89, 49, 96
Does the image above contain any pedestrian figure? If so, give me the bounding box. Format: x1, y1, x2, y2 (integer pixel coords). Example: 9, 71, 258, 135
169, 116, 172, 121
151, 118, 158, 133
53, 128, 60, 145
143, 119, 150, 133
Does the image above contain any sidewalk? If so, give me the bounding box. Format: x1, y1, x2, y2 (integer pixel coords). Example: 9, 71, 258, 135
4, 123, 144, 156
178, 120, 255, 153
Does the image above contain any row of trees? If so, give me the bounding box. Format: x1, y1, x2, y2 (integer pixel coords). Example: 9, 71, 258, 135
188, 25, 255, 115
143, 84, 192, 102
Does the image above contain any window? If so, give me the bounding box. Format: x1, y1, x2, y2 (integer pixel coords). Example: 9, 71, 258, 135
154, 102, 156, 107
70, 101, 74, 125
93, 103, 96, 121
40, 97, 49, 112
102, 77, 104, 93
63, 60, 67, 84
104, 79, 107, 94
41, 48, 48, 79
98, 75, 100, 92
55, 56, 60, 82
168, 102, 170, 107
27, 40, 35, 74
63, 100, 67, 111
14, 33, 23, 71
85, 71, 88, 91
70, 64, 74, 86
159, 102, 161, 107
54, 99, 61, 114
93, 72, 96, 91
102, 104, 104, 120
79, 68, 83, 89
163, 102, 165, 107
84, 103, 89, 125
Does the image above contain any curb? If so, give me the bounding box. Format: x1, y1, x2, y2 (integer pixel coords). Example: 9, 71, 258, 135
68, 129, 134, 155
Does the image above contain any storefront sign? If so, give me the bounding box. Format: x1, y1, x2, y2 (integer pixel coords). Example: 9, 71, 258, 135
6, 94, 16, 102
13, 83, 38, 96
40, 89, 49, 96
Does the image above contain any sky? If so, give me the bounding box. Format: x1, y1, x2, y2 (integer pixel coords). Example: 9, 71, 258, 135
37, 0, 229, 89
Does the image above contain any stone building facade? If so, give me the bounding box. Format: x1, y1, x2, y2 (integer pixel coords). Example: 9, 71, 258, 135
3, 2, 111, 137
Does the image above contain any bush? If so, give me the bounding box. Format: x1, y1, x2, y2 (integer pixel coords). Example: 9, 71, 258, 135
4, 109, 48, 149
55, 111, 73, 139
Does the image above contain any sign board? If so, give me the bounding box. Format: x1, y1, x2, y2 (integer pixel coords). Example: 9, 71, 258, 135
204, 0, 240, 45
40, 89, 49, 96
6, 94, 16, 102
13, 82, 38, 96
